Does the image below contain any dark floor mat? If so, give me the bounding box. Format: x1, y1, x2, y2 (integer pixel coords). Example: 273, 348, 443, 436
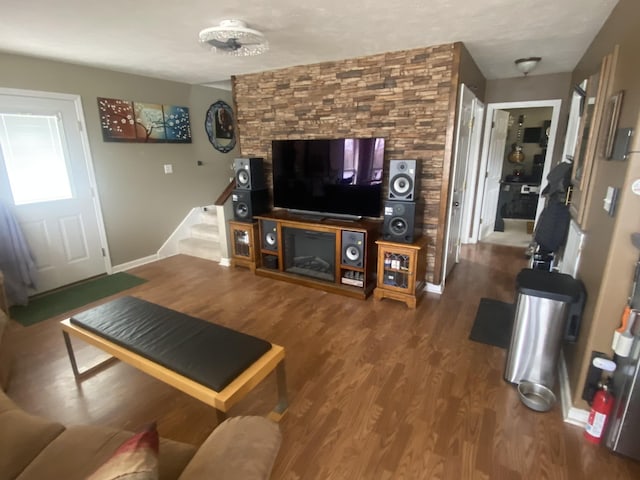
469, 298, 514, 349
10, 273, 147, 326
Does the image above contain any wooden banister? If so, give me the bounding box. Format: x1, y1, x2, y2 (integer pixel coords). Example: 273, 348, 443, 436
214, 179, 236, 206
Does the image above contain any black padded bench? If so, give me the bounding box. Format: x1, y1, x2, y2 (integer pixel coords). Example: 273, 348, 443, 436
61, 296, 287, 421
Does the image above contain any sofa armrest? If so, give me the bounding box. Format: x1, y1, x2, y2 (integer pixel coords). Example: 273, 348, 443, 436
178, 416, 281, 480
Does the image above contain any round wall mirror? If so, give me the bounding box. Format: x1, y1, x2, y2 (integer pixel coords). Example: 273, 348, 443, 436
205, 100, 236, 153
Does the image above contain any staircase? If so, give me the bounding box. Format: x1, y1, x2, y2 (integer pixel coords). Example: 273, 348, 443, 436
177, 208, 222, 262
158, 184, 234, 265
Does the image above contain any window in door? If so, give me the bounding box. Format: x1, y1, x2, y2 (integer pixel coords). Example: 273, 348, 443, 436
0, 113, 73, 206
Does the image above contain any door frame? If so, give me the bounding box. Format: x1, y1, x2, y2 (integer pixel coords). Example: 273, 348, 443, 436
470, 99, 562, 243
0, 87, 112, 273
441, 84, 482, 287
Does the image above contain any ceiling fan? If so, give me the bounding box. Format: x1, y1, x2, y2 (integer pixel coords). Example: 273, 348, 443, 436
198, 20, 268, 56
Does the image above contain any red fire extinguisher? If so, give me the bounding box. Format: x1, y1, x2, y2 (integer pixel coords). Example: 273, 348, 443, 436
584, 382, 614, 444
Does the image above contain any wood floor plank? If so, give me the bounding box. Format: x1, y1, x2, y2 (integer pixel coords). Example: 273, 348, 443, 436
5, 243, 640, 479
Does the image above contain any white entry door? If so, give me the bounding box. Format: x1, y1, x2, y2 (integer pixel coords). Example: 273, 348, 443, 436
0, 91, 107, 294
479, 109, 509, 240
445, 84, 476, 279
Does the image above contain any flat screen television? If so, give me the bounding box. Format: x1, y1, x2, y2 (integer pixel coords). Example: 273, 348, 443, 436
271, 138, 385, 219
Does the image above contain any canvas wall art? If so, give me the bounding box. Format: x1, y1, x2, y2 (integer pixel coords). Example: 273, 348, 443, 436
98, 97, 192, 143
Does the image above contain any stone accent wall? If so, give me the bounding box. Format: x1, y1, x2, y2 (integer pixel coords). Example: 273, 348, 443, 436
232, 43, 457, 284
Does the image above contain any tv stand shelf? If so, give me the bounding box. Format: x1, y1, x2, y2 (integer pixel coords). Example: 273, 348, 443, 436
254, 211, 381, 299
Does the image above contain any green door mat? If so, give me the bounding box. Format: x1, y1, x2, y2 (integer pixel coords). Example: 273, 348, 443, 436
9, 272, 148, 327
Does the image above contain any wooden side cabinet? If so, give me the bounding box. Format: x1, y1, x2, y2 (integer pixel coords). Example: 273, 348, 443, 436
228, 220, 259, 272
374, 236, 429, 308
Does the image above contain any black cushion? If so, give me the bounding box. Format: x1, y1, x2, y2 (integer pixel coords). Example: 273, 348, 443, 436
70, 296, 272, 392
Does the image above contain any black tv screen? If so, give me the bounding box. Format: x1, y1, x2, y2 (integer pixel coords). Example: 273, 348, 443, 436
271, 138, 385, 218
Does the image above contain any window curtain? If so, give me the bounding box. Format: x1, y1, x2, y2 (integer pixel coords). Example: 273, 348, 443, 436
0, 200, 36, 307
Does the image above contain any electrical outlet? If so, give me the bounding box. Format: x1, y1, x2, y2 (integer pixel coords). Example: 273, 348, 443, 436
164, 164, 173, 174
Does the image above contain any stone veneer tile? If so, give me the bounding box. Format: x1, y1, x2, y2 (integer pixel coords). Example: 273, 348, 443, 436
232, 43, 457, 283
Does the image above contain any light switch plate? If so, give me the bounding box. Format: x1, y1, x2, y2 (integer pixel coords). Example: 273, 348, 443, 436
164, 164, 173, 174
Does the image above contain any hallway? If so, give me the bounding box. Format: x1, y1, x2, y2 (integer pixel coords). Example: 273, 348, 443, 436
481, 218, 533, 249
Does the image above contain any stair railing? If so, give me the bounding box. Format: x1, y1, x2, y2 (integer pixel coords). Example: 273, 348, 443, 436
213, 178, 237, 266
215, 179, 236, 206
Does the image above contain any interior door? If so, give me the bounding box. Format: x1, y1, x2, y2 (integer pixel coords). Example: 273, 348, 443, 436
445, 84, 475, 278
479, 109, 509, 240
0, 92, 107, 294
460, 97, 484, 244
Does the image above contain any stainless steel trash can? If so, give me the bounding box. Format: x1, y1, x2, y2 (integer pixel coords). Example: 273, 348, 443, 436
504, 269, 584, 388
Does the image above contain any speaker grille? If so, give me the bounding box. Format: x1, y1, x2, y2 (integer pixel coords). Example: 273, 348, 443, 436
389, 217, 408, 235
345, 246, 361, 262
235, 202, 250, 219
236, 169, 250, 188
390, 174, 414, 197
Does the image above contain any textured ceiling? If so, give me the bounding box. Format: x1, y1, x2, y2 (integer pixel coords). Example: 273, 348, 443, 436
0, 0, 618, 88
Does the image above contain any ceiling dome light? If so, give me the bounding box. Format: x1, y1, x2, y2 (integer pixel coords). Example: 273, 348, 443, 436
514, 57, 542, 76
198, 19, 268, 57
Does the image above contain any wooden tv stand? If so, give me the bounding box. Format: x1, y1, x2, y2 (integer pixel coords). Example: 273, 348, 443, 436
253, 211, 380, 299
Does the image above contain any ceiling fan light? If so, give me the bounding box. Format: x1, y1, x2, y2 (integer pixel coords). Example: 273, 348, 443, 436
514, 57, 541, 76
198, 19, 268, 57
207, 42, 269, 57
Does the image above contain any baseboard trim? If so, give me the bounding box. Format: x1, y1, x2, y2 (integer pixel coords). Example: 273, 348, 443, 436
112, 254, 159, 273
425, 282, 443, 294
219, 257, 231, 267
558, 351, 590, 427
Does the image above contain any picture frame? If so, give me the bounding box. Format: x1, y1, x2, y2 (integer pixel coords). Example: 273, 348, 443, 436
204, 100, 236, 153
97, 97, 192, 143
604, 90, 624, 159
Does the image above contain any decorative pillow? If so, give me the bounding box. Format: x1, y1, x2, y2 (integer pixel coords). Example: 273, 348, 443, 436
87, 422, 159, 480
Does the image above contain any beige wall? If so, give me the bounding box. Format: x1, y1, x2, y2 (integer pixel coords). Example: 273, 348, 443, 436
563, 0, 640, 406
0, 53, 236, 265
485, 73, 572, 105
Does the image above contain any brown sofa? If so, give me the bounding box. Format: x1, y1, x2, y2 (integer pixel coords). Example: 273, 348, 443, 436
0, 272, 282, 480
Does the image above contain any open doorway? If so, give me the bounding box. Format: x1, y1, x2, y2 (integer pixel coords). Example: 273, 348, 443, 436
470, 99, 562, 247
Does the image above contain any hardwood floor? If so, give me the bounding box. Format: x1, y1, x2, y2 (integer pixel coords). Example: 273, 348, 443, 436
6, 244, 640, 479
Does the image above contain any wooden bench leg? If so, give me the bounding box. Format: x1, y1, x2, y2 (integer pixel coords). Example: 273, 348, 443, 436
268, 360, 289, 422
62, 331, 118, 379
216, 409, 228, 424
